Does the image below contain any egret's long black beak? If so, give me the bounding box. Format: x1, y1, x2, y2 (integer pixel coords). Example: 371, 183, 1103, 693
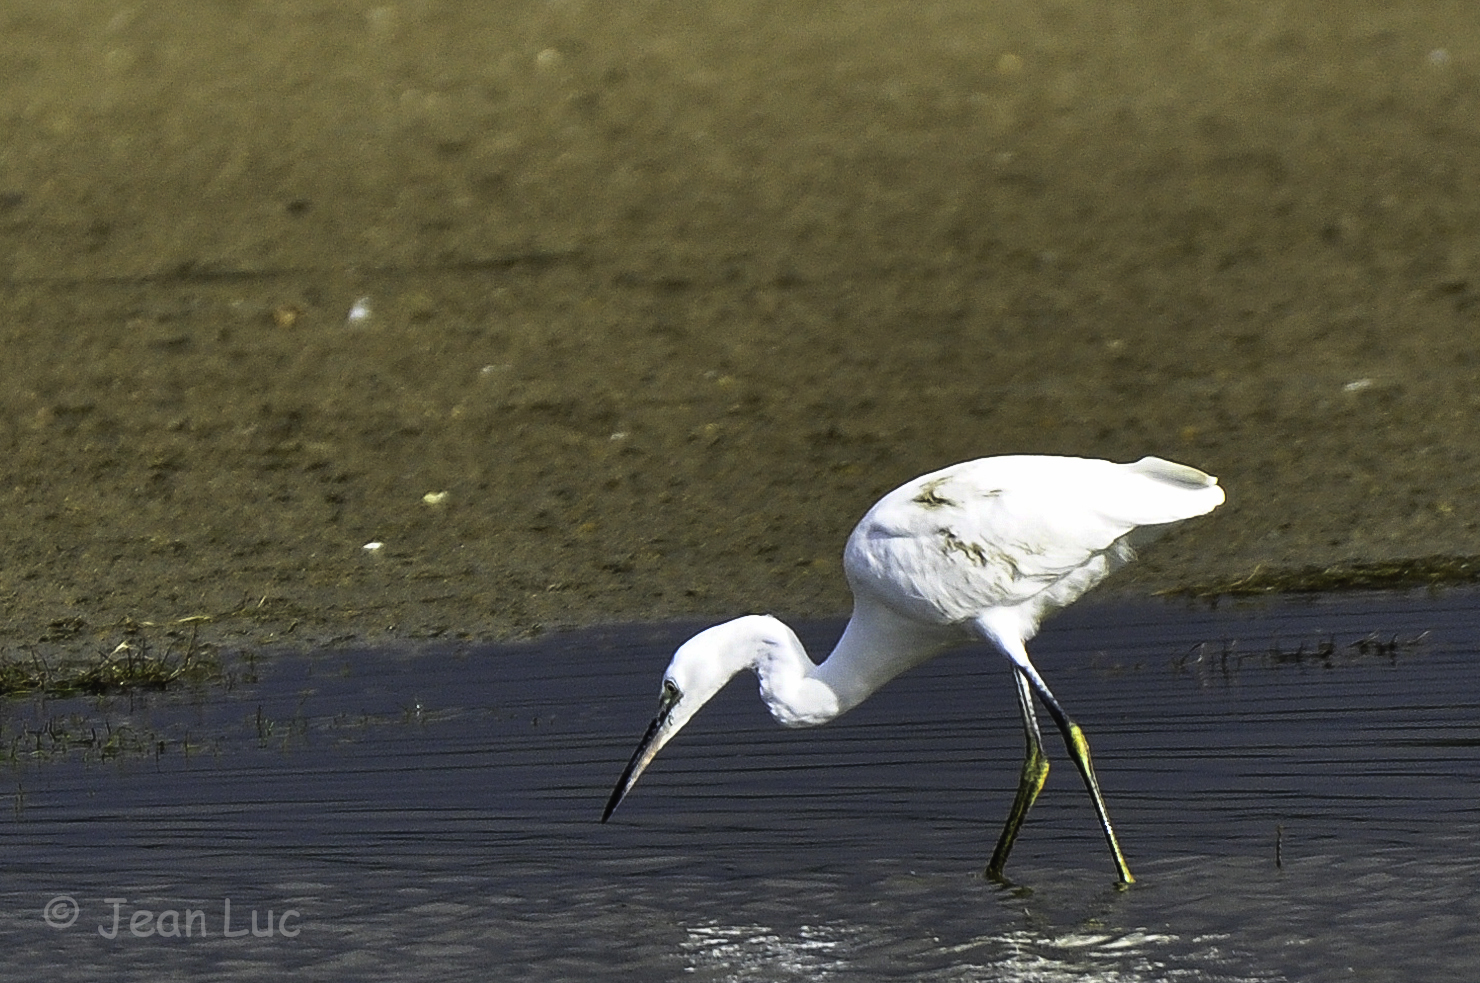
602, 682, 682, 822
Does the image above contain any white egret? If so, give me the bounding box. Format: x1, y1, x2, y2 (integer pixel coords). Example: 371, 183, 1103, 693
602, 455, 1225, 883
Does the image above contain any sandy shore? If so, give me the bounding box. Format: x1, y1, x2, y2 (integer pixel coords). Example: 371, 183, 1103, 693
1, 2, 1477, 656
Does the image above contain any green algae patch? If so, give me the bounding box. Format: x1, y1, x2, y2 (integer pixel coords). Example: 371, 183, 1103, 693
1165, 555, 1480, 599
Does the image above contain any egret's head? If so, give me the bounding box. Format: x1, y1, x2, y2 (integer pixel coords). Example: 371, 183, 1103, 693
601, 617, 780, 821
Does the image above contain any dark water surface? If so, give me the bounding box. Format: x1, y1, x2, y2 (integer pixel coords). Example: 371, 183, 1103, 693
2, 592, 1477, 981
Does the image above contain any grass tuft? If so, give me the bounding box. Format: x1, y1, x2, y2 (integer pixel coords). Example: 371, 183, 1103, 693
0, 631, 219, 699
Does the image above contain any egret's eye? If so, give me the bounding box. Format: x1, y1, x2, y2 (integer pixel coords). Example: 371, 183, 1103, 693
661, 679, 680, 701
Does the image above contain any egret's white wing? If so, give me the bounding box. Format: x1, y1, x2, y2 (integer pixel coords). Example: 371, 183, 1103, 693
843, 455, 1222, 627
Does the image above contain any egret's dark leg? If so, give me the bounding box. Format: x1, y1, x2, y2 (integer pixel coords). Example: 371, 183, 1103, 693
986, 667, 1050, 881
1023, 665, 1135, 885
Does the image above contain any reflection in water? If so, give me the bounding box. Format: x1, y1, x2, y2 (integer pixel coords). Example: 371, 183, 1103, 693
0, 591, 1477, 981
678, 920, 1286, 983
681, 921, 856, 980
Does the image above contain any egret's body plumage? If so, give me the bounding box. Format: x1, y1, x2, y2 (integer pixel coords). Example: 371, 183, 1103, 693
603, 455, 1225, 883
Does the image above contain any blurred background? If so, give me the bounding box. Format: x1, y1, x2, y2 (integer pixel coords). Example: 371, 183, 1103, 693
0, 1, 1476, 651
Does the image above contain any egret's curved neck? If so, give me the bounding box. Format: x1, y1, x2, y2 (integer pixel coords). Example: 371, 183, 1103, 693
810, 600, 958, 716
752, 602, 959, 728
751, 628, 839, 728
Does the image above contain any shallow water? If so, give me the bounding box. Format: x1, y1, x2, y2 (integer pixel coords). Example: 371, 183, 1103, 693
1, 592, 1478, 981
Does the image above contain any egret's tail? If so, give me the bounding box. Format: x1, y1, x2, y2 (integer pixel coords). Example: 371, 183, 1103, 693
1120, 456, 1225, 521
1127, 456, 1217, 489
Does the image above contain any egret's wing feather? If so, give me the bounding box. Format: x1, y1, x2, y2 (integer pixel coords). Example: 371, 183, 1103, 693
844, 456, 1222, 627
